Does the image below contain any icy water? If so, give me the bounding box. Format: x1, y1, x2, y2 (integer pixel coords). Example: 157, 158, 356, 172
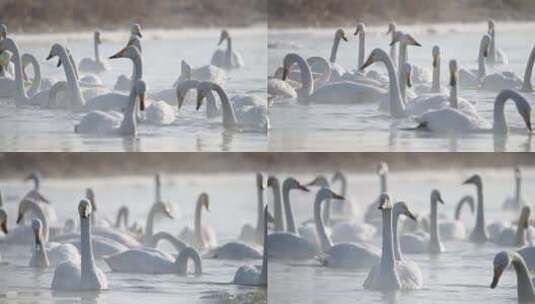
0, 27, 268, 152
268, 166, 535, 304
0, 173, 266, 303
268, 22, 535, 152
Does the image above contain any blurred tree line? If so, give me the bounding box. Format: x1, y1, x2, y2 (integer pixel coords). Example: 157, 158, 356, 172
0, 0, 266, 31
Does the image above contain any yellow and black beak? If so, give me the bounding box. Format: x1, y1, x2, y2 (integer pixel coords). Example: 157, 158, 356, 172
449, 70, 457, 87
341, 33, 348, 42
1, 221, 7, 234
432, 53, 438, 68
109, 48, 126, 60
522, 111, 532, 132
298, 183, 310, 192
16, 212, 23, 225
406, 209, 418, 222
360, 55, 374, 71
196, 93, 205, 111
490, 267, 503, 289
282, 67, 289, 81
406, 73, 412, 88
139, 93, 145, 111
330, 190, 345, 201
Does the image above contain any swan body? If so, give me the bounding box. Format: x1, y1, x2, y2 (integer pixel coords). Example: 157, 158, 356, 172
267, 232, 317, 260
268, 78, 297, 100
174, 60, 225, 87
51, 200, 108, 291
75, 80, 146, 135
105, 246, 202, 275
487, 20, 509, 65
144, 100, 177, 125
439, 195, 475, 241
208, 242, 262, 260
29, 219, 80, 268
415, 89, 531, 134
211, 30, 243, 69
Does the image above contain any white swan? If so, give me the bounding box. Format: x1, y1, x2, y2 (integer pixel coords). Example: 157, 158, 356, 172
459, 34, 490, 88
282, 53, 386, 104
386, 23, 398, 66
83, 45, 143, 111
78, 31, 109, 73
390, 32, 424, 84
495, 206, 531, 247
29, 219, 80, 268
438, 195, 475, 241
364, 162, 389, 226
399, 190, 445, 254
315, 188, 380, 269
414, 89, 531, 134
6, 198, 51, 245
463, 175, 489, 244
239, 173, 266, 245
233, 206, 268, 286
105, 246, 202, 275
324, 29, 348, 81
207, 242, 262, 260
268, 176, 285, 232
174, 60, 225, 88
211, 30, 244, 69
407, 60, 479, 118
330, 171, 359, 221
144, 100, 177, 125
490, 251, 535, 302
192, 81, 270, 133
364, 193, 422, 290
503, 167, 527, 210
487, 20, 508, 65
142, 201, 175, 246
178, 193, 217, 251
75, 79, 146, 135
413, 46, 445, 95
51, 199, 108, 291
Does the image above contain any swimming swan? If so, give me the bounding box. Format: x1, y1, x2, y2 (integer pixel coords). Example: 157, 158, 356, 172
438, 195, 475, 241
503, 166, 527, 210
78, 31, 110, 73
414, 89, 531, 134
463, 175, 489, 244
51, 199, 108, 291
459, 34, 490, 88
29, 219, 80, 268
178, 193, 217, 251
211, 29, 243, 69
105, 246, 202, 275
490, 251, 535, 302
113, 24, 143, 91
487, 20, 509, 65
239, 173, 266, 245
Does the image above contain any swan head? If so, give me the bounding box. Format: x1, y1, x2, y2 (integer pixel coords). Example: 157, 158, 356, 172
218, 30, 230, 46
488, 19, 495, 33
94, 31, 102, 44
16, 198, 37, 224
284, 177, 310, 192
31, 218, 44, 245
85, 188, 96, 211
335, 29, 348, 42
378, 192, 393, 210
267, 176, 279, 189
495, 89, 532, 132
514, 166, 522, 179
377, 162, 389, 176
353, 23, 365, 36
109, 45, 140, 60
198, 193, 210, 213
463, 174, 482, 187
432, 45, 440, 67
317, 187, 344, 202
256, 173, 265, 190
24, 170, 42, 183
132, 79, 146, 111
490, 251, 511, 289
153, 201, 174, 219
46, 44, 66, 67
332, 171, 345, 183
0, 208, 7, 234
390, 32, 421, 47
180, 60, 192, 80
130, 23, 142, 38
360, 48, 386, 70
386, 22, 396, 35
78, 199, 93, 219
449, 60, 458, 87
306, 175, 329, 188
195, 81, 215, 111
431, 189, 444, 205
394, 201, 417, 221
402, 63, 412, 88
0, 24, 6, 39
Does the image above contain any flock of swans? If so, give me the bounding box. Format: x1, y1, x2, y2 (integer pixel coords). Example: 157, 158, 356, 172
0, 171, 267, 292
266, 163, 535, 301
268, 20, 533, 136
0, 24, 270, 136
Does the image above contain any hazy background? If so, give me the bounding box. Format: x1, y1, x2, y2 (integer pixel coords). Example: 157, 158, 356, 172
0, 0, 266, 32
0, 153, 533, 177
268, 0, 535, 27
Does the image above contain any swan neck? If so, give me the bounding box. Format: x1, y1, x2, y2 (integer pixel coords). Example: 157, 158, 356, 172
282, 182, 297, 234
194, 200, 203, 245
80, 216, 98, 285
59, 47, 84, 108
380, 174, 387, 193
6, 39, 27, 103
260, 209, 268, 285
450, 78, 458, 109
256, 182, 265, 243
382, 53, 405, 117
521, 47, 535, 92
489, 30, 497, 61
271, 181, 284, 232
358, 31, 365, 68
431, 58, 440, 93
28, 201, 49, 241
119, 84, 139, 134
478, 43, 487, 79
145, 204, 157, 241
392, 208, 403, 261
226, 36, 232, 67
212, 84, 237, 128
293, 55, 314, 98
24, 54, 41, 97
430, 199, 440, 246
511, 253, 535, 301
314, 194, 333, 252
94, 37, 100, 63
330, 35, 340, 63
380, 208, 396, 272
492, 93, 509, 134
473, 183, 487, 238
515, 175, 522, 205
389, 33, 397, 65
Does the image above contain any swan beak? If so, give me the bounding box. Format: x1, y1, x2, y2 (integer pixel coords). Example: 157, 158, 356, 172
196, 93, 205, 111
177, 93, 185, 110
139, 93, 145, 111
341, 33, 348, 42
522, 111, 532, 132
266, 210, 275, 223
164, 207, 174, 219
298, 184, 310, 192
109, 49, 125, 59
437, 196, 445, 205
432, 54, 438, 68
360, 56, 374, 71
406, 73, 412, 88
282, 68, 289, 81
1, 221, 6, 234
407, 210, 418, 222
46, 53, 53, 61
329, 190, 345, 200
353, 28, 360, 36
449, 73, 457, 87
386, 27, 392, 35
490, 267, 503, 288
463, 176, 476, 185
16, 212, 23, 224
411, 39, 422, 47
56, 59, 62, 68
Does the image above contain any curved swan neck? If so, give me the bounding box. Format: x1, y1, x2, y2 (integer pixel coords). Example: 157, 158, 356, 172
80, 215, 98, 286
511, 253, 535, 301
358, 30, 365, 68
270, 179, 284, 232
521, 47, 535, 92
314, 192, 333, 252
288, 54, 313, 98
330, 34, 341, 63
392, 207, 403, 261
145, 204, 159, 241
22, 54, 41, 98
209, 83, 237, 128
282, 179, 297, 234
24, 201, 49, 241
118, 83, 139, 134
454, 196, 473, 220
5, 39, 27, 103
380, 51, 405, 117
58, 46, 85, 108
176, 247, 202, 275
492, 90, 528, 134
115, 207, 128, 228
